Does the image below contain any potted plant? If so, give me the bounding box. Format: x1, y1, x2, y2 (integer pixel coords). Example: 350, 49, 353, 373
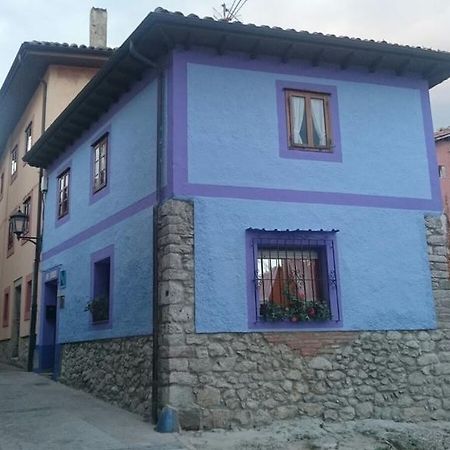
85, 295, 109, 323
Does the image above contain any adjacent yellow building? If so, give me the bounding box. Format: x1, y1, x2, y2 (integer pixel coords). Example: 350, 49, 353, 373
0, 41, 111, 367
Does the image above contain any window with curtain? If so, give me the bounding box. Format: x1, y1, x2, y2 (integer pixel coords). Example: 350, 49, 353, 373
57, 169, 70, 219
286, 90, 332, 151
248, 230, 341, 326
92, 134, 108, 193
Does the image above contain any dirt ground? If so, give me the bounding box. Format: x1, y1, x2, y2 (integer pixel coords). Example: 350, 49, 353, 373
179, 418, 450, 450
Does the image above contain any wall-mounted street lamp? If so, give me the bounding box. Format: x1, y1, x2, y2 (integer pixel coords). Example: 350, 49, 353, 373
9, 207, 41, 372
10, 208, 41, 246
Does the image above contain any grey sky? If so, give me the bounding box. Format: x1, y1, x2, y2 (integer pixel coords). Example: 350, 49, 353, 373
1, 0, 450, 129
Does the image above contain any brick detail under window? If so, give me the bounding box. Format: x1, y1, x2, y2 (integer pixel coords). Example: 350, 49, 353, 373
264, 332, 358, 357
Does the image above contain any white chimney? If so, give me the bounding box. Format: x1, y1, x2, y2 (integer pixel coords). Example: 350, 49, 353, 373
89, 7, 107, 48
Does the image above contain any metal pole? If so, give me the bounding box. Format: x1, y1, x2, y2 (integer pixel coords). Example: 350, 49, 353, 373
27, 79, 47, 372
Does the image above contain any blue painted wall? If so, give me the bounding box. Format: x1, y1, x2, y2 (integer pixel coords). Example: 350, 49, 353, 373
186, 57, 432, 200
174, 52, 438, 333
194, 197, 435, 332
40, 75, 158, 343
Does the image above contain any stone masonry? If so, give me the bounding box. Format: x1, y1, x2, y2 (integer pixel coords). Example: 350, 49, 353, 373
157, 199, 450, 430
59, 335, 153, 416
0, 337, 29, 369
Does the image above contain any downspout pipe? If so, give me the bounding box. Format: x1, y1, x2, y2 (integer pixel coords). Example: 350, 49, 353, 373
27, 79, 47, 372
128, 41, 164, 424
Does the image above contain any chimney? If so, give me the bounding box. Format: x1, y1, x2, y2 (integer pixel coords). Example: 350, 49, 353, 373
89, 7, 107, 48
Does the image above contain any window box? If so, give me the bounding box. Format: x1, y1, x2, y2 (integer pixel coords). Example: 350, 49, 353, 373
85, 295, 109, 323
247, 229, 341, 329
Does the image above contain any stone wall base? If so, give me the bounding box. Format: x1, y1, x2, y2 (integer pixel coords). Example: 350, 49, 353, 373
181, 329, 450, 429
0, 337, 29, 369
59, 335, 153, 417
156, 201, 450, 430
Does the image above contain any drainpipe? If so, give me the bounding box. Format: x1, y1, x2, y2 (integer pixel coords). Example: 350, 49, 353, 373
27, 79, 47, 372
128, 41, 164, 423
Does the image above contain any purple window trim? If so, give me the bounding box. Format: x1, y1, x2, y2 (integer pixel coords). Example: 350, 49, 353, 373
55, 161, 72, 228
42, 192, 156, 261
89, 245, 114, 330
246, 229, 343, 332
89, 128, 111, 205
276, 80, 342, 162
169, 50, 440, 212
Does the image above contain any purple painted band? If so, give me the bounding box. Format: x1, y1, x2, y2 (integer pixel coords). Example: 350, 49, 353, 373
42, 192, 156, 261
169, 50, 440, 212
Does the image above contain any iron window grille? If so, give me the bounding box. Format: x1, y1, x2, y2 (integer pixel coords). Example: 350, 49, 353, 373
57, 169, 70, 219
92, 134, 108, 193
248, 230, 341, 326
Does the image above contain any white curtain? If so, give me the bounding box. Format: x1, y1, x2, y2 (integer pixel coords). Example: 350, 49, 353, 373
291, 96, 305, 145
311, 98, 326, 146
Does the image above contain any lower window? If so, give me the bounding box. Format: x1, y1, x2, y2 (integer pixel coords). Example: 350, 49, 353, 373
90, 257, 111, 324
248, 229, 341, 327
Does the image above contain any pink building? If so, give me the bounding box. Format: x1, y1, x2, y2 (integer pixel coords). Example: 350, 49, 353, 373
435, 127, 450, 213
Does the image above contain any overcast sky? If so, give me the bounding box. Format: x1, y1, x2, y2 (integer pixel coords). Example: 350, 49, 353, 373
1, 0, 450, 130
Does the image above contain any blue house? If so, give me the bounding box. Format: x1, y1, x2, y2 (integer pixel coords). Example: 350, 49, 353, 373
25, 9, 450, 428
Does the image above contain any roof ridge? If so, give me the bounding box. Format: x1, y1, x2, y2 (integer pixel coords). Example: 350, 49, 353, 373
150, 7, 450, 56
23, 40, 115, 52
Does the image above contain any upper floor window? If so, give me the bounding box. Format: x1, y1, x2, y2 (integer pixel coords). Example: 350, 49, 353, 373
277, 81, 341, 162
25, 122, 32, 154
286, 90, 332, 151
439, 165, 446, 178
10, 146, 18, 181
57, 169, 70, 219
0, 172, 4, 199
92, 134, 108, 193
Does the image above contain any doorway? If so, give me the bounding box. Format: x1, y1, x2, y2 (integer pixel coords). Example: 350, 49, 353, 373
11, 283, 21, 358
39, 280, 57, 372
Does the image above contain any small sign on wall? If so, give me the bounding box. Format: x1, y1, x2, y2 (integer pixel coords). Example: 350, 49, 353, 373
58, 270, 67, 290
